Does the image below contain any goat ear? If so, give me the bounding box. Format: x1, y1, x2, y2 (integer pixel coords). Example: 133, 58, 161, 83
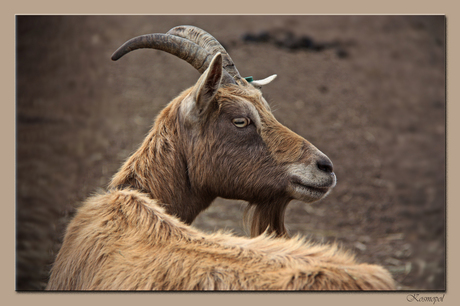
192, 52, 223, 115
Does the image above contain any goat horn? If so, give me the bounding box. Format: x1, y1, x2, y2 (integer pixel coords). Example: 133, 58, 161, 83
111, 33, 236, 84
166, 26, 242, 81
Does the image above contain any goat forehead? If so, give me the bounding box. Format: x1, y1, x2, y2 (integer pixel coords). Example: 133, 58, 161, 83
240, 90, 273, 116
245, 96, 279, 126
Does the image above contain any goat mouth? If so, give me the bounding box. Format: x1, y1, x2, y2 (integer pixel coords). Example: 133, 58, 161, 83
289, 177, 333, 201
292, 181, 330, 193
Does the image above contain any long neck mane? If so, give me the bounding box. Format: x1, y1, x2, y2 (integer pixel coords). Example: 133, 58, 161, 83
109, 89, 214, 224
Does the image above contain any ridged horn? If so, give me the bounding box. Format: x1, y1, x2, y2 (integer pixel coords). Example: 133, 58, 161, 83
166, 26, 242, 81
111, 33, 236, 84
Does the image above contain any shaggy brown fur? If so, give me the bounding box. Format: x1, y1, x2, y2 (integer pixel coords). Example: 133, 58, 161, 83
46, 189, 395, 290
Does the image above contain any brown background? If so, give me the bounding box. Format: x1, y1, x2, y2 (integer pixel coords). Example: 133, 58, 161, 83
16, 15, 445, 291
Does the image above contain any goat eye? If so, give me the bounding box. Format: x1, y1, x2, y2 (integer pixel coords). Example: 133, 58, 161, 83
232, 117, 250, 128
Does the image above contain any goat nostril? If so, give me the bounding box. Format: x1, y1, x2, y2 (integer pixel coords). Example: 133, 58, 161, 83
317, 158, 333, 174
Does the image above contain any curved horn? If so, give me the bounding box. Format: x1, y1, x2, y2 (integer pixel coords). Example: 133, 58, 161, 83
111, 33, 236, 84
166, 26, 242, 81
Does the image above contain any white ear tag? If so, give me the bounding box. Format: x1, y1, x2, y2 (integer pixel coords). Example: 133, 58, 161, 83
250, 74, 277, 87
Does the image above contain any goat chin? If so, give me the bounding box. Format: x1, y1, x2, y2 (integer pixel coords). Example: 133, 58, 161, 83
46, 189, 395, 291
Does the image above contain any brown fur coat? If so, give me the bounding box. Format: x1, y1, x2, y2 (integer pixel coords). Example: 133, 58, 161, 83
46, 188, 395, 290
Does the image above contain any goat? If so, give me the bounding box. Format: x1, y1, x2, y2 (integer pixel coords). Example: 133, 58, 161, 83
108, 25, 337, 237
46, 26, 395, 290
46, 188, 395, 290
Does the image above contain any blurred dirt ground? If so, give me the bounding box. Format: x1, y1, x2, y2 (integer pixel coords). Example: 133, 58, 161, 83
16, 15, 445, 290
